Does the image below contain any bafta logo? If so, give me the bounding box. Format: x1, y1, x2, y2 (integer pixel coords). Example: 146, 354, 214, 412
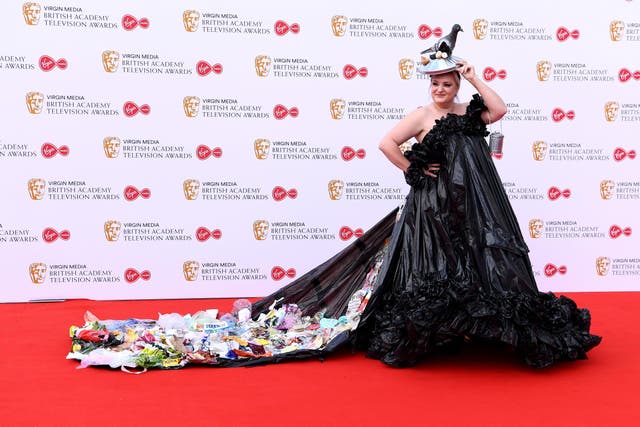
183, 10, 200, 32
183, 179, 201, 200
532, 141, 548, 161
22, 2, 41, 25
29, 262, 47, 284
28, 178, 45, 200
610, 20, 625, 42
102, 50, 120, 73
103, 137, 121, 158
104, 220, 122, 242
328, 179, 344, 200
528, 219, 544, 239
255, 55, 272, 77
398, 58, 415, 80
536, 60, 551, 82
254, 138, 271, 160
399, 141, 412, 154
253, 220, 269, 241
330, 98, 346, 120
604, 101, 620, 122
183, 260, 200, 281
26, 92, 44, 114
183, 96, 201, 117
595, 256, 611, 276
472, 19, 488, 40
331, 15, 348, 37
600, 180, 615, 200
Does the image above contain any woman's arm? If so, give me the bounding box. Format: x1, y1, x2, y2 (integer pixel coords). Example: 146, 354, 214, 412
457, 62, 507, 124
378, 108, 426, 172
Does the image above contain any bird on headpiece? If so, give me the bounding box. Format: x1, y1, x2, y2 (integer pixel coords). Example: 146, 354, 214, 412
421, 24, 463, 60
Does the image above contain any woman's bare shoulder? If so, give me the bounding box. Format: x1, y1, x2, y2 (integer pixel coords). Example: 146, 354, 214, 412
454, 101, 469, 114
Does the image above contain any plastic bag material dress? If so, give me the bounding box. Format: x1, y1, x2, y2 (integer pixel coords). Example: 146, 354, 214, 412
355, 95, 601, 368
67, 95, 600, 370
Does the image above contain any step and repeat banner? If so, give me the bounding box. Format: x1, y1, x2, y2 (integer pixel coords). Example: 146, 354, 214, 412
1, 1, 638, 302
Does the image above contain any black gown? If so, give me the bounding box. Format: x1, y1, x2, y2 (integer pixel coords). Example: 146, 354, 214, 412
68, 95, 600, 370
251, 95, 601, 368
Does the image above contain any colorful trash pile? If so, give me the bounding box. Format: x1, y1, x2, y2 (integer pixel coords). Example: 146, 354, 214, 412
67, 245, 388, 372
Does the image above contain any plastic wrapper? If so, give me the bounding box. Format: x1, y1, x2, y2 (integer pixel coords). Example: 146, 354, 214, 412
67, 96, 600, 370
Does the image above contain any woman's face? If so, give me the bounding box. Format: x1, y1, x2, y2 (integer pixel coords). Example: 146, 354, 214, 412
430, 72, 460, 105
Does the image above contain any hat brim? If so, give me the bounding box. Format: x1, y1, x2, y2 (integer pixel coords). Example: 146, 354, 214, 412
416, 56, 464, 75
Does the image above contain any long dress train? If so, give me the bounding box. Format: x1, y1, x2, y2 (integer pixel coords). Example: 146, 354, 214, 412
68, 95, 600, 370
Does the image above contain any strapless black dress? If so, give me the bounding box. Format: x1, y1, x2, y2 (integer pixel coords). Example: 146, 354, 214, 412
252, 95, 601, 368
68, 95, 600, 370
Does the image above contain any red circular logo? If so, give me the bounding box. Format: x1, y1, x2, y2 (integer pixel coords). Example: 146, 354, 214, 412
39, 55, 67, 71
341, 146, 366, 161
123, 101, 150, 117
272, 186, 298, 201
417, 25, 441, 39
271, 266, 296, 280
124, 185, 151, 201
42, 227, 71, 243
343, 64, 368, 79
544, 263, 567, 277
548, 186, 571, 200
41, 143, 69, 158
125, 268, 151, 283
339, 226, 364, 240
122, 15, 149, 31
273, 105, 299, 119
196, 145, 223, 160
196, 60, 223, 76
195, 227, 222, 241
274, 20, 300, 36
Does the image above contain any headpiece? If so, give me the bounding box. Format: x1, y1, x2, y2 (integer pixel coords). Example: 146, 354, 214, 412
417, 24, 464, 75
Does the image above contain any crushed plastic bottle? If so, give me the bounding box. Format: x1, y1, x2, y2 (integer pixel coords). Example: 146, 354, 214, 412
232, 299, 252, 323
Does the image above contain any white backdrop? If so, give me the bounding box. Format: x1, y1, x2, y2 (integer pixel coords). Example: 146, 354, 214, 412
1, 0, 638, 303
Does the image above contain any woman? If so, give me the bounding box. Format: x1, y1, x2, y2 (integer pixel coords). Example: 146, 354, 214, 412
379, 61, 506, 179
68, 62, 600, 371
355, 60, 601, 368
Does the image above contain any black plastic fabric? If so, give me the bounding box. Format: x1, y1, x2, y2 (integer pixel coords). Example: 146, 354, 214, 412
248, 95, 601, 368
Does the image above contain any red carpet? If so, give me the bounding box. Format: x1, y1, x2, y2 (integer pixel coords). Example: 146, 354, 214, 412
0, 292, 637, 427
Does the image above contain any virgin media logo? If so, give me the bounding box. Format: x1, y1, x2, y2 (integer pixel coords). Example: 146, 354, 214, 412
556, 27, 580, 41
273, 104, 298, 119
42, 228, 70, 243
122, 15, 149, 31
618, 68, 640, 82
339, 226, 363, 240
343, 64, 368, 79
548, 186, 571, 200
195, 227, 222, 241
124, 185, 151, 201
483, 67, 507, 81
196, 60, 223, 76
274, 20, 299, 36
124, 268, 151, 283
123, 101, 150, 117
41, 143, 69, 158
552, 108, 575, 122
417, 25, 442, 39
613, 147, 636, 161
609, 225, 632, 239
544, 263, 567, 277
341, 146, 366, 161
196, 145, 222, 160
272, 186, 298, 201
271, 266, 296, 280
39, 55, 67, 72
